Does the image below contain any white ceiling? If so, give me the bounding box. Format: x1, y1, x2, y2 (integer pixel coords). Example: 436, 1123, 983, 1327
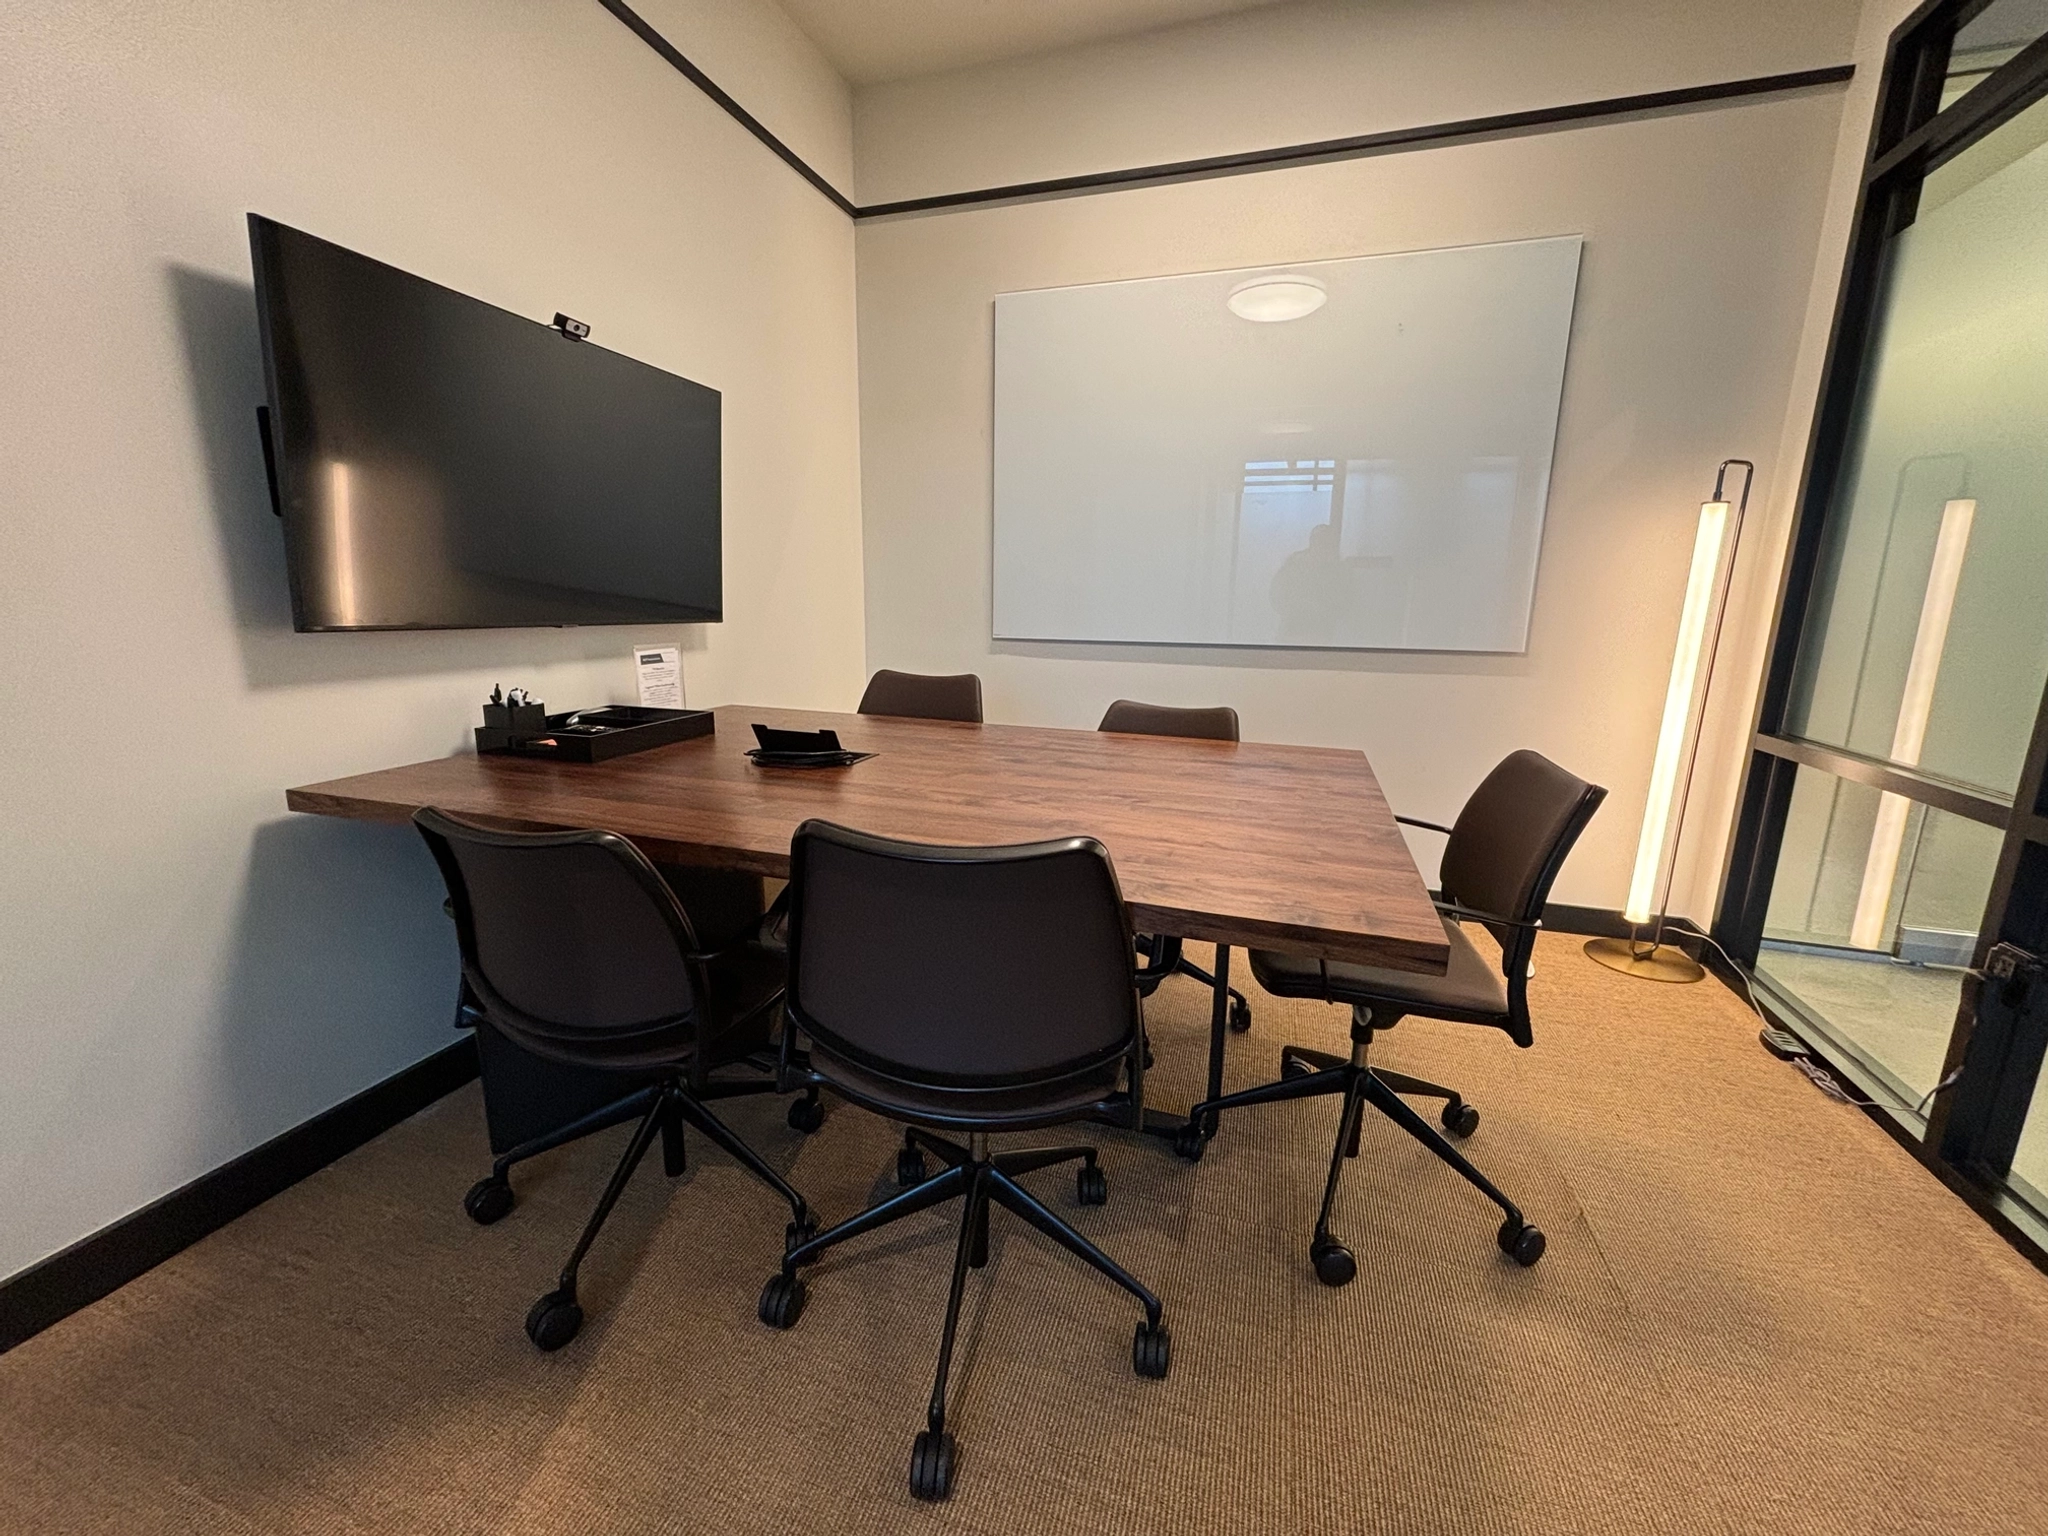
775, 0, 1296, 87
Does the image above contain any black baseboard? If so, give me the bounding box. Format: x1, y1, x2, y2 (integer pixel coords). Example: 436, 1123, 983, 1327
1543, 902, 1636, 940
0, 1036, 478, 1354
1542, 902, 1710, 948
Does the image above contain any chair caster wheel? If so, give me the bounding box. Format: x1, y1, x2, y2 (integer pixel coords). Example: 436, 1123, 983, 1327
785, 1216, 818, 1255
909, 1429, 956, 1501
524, 1288, 583, 1351
1229, 996, 1252, 1033
1172, 1124, 1206, 1162
1132, 1320, 1171, 1379
786, 1094, 824, 1133
1442, 1101, 1480, 1138
1076, 1163, 1108, 1206
1498, 1218, 1545, 1268
463, 1176, 513, 1225
1281, 1052, 1312, 1078
1311, 1239, 1357, 1287
896, 1147, 927, 1188
757, 1271, 807, 1328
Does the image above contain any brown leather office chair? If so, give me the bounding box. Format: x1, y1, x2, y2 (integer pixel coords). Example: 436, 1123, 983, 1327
415, 809, 814, 1352
857, 669, 984, 723
759, 820, 1168, 1501
1181, 751, 1605, 1287
1098, 699, 1252, 1033
1097, 698, 1238, 741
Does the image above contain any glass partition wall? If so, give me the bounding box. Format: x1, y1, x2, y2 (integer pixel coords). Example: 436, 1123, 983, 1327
1719, 0, 2048, 1252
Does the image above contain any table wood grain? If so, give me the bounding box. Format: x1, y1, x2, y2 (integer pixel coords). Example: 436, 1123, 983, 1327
286, 706, 1448, 974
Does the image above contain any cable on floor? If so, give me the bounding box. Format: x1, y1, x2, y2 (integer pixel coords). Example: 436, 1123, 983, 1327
1684, 928, 1961, 1114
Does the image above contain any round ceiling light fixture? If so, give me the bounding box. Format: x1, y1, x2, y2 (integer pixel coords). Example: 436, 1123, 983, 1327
1227, 273, 1327, 323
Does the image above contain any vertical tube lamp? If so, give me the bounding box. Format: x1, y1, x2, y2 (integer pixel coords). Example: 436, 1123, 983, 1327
1587, 460, 1754, 983
1625, 497, 1730, 926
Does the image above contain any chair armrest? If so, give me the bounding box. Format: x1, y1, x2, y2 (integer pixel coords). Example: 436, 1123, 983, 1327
688, 884, 793, 965
1396, 816, 1455, 836
1131, 932, 1179, 981
1434, 898, 1542, 932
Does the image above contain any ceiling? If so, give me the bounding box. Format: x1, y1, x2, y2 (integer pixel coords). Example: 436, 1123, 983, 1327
775, 0, 1297, 87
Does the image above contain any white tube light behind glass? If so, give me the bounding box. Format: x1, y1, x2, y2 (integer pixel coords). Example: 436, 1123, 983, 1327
1848, 496, 1977, 950
1624, 498, 1732, 926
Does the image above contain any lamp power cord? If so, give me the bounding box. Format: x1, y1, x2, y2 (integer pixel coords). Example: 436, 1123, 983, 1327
1684, 927, 1962, 1115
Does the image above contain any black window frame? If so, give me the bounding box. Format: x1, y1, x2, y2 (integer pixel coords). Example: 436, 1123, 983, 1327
1714, 0, 2048, 1265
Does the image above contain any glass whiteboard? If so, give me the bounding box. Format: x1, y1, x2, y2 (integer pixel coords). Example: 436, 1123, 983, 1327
992, 236, 1582, 652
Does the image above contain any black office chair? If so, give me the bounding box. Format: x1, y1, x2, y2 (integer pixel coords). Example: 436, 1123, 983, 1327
415, 808, 814, 1351
1098, 699, 1252, 1034
1181, 751, 1604, 1286
857, 668, 985, 723
1097, 698, 1237, 741
757, 820, 1169, 1502
758, 670, 987, 969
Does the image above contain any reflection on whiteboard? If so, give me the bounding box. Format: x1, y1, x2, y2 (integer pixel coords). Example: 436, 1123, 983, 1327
991, 236, 1582, 652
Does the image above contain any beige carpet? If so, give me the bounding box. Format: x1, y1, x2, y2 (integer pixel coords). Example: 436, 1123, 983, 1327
4, 932, 2046, 1534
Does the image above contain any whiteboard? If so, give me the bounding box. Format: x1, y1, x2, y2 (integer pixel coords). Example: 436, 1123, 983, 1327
992, 237, 1582, 651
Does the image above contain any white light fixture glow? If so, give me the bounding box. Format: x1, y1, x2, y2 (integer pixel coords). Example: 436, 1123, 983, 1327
1623, 499, 1732, 927
1848, 497, 1976, 950
329, 460, 358, 627
1227, 274, 1327, 323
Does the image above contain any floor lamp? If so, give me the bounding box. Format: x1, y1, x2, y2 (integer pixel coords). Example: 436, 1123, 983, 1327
1586, 459, 1754, 983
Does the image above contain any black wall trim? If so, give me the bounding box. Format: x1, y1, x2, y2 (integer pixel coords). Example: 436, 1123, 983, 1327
596, 0, 859, 216
856, 65, 1857, 218
0, 1037, 478, 1354
592, 0, 1853, 223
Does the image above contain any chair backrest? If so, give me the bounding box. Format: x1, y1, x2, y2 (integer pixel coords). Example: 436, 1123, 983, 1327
1097, 699, 1239, 742
414, 808, 704, 1060
1438, 751, 1606, 1024
857, 669, 984, 723
784, 819, 1139, 1091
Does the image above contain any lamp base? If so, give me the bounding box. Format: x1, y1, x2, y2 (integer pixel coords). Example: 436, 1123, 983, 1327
1583, 937, 1706, 984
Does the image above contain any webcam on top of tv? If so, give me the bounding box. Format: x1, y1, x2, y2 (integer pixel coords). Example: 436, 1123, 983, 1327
552, 312, 590, 342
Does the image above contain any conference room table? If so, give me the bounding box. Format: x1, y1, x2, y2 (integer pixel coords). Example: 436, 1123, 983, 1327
287, 705, 1450, 1145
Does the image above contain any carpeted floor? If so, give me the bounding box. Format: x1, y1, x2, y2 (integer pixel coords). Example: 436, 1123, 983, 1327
4, 932, 2046, 1534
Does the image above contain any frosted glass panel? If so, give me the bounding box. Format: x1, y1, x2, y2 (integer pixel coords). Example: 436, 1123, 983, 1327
1783, 90, 2048, 797
992, 237, 1582, 651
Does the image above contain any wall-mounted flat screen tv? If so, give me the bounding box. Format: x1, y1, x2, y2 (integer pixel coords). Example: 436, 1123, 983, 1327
249, 214, 721, 631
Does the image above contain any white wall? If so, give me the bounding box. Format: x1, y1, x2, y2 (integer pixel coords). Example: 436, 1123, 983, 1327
854, 0, 1863, 205
1677, 0, 1924, 932
852, 1, 1859, 912
633, 0, 854, 192
0, 0, 864, 1282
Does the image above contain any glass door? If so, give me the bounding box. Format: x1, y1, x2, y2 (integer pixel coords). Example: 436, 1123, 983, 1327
1930, 692, 2048, 1213
1718, 0, 2048, 1250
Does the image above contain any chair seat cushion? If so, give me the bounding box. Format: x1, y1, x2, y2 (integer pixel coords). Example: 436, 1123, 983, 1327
1249, 917, 1510, 1027
807, 1044, 1126, 1131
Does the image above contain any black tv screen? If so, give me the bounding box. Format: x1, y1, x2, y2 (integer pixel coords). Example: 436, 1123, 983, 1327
249, 215, 721, 631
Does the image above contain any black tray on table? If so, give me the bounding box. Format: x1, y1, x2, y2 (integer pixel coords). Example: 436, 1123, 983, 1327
476, 705, 715, 763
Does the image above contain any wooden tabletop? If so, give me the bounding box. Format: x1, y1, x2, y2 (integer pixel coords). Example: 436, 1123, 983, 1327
286, 705, 1449, 974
